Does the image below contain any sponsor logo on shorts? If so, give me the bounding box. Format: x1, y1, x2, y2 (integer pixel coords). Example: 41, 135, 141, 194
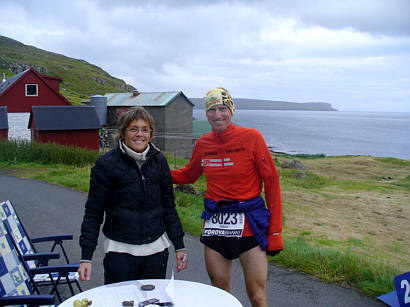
202, 228, 243, 236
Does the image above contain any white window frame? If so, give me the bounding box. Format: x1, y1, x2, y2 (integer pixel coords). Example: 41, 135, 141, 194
25, 84, 38, 96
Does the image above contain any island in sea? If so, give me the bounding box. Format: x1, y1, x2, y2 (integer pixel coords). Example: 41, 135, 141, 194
190, 98, 337, 111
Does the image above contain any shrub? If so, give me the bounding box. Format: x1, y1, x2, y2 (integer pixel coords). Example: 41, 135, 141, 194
0, 139, 99, 167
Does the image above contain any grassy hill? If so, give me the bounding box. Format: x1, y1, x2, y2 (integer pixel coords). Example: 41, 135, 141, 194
0, 35, 135, 104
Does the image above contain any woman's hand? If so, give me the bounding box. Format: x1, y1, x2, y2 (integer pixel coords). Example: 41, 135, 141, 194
176, 250, 188, 272
78, 261, 92, 281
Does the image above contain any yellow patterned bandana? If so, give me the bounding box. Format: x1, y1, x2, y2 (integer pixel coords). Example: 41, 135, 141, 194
205, 87, 235, 115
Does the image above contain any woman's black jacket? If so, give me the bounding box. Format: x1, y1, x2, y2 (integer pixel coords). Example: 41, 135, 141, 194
80, 143, 185, 261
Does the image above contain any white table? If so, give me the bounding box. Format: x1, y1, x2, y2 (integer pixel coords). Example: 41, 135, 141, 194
59, 279, 242, 307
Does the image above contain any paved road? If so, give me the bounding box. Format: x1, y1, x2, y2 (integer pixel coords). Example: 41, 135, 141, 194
0, 173, 384, 306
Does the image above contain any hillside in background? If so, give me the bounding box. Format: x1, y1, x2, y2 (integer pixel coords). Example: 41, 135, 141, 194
0, 35, 135, 104
190, 98, 337, 111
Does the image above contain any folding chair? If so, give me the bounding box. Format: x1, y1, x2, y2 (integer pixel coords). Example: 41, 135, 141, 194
0, 200, 82, 302
0, 221, 55, 307
2, 219, 82, 303
0, 200, 73, 264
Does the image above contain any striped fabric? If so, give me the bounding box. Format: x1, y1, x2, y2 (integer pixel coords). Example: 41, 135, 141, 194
0, 200, 37, 269
0, 200, 78, 284
0, 221, 32, 305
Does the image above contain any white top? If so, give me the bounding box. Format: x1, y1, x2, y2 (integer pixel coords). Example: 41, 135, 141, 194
104, 235, 170, 256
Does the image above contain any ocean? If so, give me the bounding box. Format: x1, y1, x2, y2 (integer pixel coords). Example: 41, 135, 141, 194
193, 109, 410, 161
8, 110, 410, 161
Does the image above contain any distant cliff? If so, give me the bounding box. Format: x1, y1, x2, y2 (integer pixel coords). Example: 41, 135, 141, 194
190, 98, 337, 111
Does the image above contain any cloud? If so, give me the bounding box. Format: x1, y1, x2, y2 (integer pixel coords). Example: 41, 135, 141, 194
1, 0, 409, 111
295, 0, 410, 37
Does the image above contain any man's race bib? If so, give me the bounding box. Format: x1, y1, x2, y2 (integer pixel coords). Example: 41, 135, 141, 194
202, 212, 245, 237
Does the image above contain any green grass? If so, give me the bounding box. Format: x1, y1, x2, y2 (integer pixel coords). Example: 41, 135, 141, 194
279, 169, 329, 189
387, 242, 405, 254
0, 142, 403, 298
280, 153, 327, 159
315, 237, 343, 247
325, 179, 408, 194
165, 152, 194, 170
174, 191, 205, 236
374, 157, 410, 166
33, 166, 92, 192
273, 237, 398, 297
392, 176, 410, 189
347, 237, 366, 248
0, 139, 99, 166
0, 68, 15, 79
330, 180, 391, 192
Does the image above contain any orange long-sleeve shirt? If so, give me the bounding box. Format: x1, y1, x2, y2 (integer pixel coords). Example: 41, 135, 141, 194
172, 123, 283, 252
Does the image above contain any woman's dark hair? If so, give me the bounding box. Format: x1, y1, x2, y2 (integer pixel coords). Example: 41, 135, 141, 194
114, 107, 155, 143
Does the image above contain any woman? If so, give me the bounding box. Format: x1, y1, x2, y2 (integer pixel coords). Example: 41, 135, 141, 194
172, 87, 283, 307
78, 107, 187, 284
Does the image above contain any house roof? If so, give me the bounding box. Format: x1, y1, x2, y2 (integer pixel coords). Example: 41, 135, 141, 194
0, 106, 8, 129
0, 67, 71, 105
0, 69, 28, 95
29, 106, 101, 131
105, 91, 194, 107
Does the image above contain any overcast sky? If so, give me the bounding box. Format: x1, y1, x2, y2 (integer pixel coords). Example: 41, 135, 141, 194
1, 0, 410, 111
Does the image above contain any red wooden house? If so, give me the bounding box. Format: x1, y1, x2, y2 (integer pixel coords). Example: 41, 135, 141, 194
29, 106, 101, 150
0, 106, 8, 140
0, 67, 71, 113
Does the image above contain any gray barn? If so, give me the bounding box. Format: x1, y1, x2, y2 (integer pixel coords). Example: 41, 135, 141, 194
104, 91, 194, 155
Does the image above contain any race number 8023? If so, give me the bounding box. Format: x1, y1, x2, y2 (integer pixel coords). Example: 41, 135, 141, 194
211, 212, 239, 225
